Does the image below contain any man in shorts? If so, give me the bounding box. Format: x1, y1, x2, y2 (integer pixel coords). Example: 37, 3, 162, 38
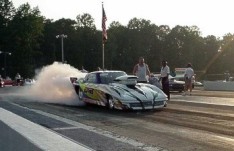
183, 63, 194, 96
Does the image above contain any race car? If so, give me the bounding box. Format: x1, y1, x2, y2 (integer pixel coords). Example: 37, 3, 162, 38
72, 70, 168, 110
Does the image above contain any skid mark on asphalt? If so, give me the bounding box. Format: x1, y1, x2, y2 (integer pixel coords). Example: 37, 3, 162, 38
29, 107, 166, 151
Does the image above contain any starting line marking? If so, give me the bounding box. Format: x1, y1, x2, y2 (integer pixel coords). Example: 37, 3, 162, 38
0, 108, 92, 151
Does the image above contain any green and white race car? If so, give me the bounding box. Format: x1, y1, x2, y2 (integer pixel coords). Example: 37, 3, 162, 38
72, 70, 168, 110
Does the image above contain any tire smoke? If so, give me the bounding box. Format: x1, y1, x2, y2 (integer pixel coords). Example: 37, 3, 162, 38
23, 62, 87, 105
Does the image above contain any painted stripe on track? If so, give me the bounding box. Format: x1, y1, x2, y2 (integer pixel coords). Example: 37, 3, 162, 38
0, 108, 92, 151
26, 107, 165, 151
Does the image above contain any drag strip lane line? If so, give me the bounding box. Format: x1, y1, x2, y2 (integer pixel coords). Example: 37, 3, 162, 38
19, 103, 234, 151
0, 108, 92, 151
12, 102, 234, 150
52, 126, 80, 131
17, 104, 164, 151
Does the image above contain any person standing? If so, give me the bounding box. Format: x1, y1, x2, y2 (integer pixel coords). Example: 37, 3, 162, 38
15, 73, 21, 81
15, 73, 22, 86
0, 75, 3, 87
160, 60, 170, 100
133, 57, 151, 83
81, 66, 88, 73
183, 63, 194, 96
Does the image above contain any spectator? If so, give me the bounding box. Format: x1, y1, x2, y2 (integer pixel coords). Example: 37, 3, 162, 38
224, 71, 230, 81
81, 66, 88, 73
160, 60, 170, 100
15, 73, 21, 80
133, 57, 151, 83
15, 73, 21, 85
97, 67, 102, 71
183, 63, 194, 96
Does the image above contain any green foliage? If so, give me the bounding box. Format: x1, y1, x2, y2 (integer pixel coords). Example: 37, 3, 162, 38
1, 2, 44, 78
0, 0, 14, 48
1, 2, 234, 80
76, 13, 96, 30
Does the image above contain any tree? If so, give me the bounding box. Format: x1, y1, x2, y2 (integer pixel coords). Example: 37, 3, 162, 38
75, 13, 100, 71
0, 0, 15, 48
1, 1, 232, 79
107, 21, 129, 70
149, 25, 171, 71
212, 34, 234, 73
201, 35, 220, 73
164, 25, 203, 70
7, 3, 44, 77
0, 0, 15, 77
125, 18, 160, 72
45, 18, 76, 65
76, 13, 96, 30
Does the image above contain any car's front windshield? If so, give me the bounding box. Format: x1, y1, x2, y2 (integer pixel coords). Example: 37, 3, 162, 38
99, 72, 126, 84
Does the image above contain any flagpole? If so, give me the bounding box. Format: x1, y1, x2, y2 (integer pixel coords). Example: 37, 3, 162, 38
102, 2, 106, 70
102, 43, 105, 70
102, 2, 104, 70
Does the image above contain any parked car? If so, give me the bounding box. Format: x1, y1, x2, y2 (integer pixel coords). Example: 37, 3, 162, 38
149, 74, 185, 92
71, 71, 168, 110
169, 76, 185, 92
24, 78, 35, 85
3, 77, 14, 86
174, 74, 204, 88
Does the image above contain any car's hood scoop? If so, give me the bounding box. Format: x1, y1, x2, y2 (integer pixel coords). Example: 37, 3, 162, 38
114, 75, 137, 86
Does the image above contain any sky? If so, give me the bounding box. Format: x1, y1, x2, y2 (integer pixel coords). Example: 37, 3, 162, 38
11, 0, 234, 37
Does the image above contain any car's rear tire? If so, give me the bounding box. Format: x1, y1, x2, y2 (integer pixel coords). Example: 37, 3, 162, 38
107, 96, 114, 109
74, 86, 79, 94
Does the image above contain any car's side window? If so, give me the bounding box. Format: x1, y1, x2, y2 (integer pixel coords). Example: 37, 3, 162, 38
86, 74, 96, 83
99, 73, 109, 84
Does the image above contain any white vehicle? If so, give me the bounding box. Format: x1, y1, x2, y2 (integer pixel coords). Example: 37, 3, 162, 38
24, 78, 35, 85
72, 71, 168, 110
174, 68, 203, 87
149, 74, 185, 92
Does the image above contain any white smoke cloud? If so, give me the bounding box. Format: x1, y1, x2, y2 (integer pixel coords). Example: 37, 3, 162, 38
20, 62, 87, 105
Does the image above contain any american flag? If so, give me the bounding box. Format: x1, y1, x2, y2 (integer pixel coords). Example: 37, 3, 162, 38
102, 4, 107, 43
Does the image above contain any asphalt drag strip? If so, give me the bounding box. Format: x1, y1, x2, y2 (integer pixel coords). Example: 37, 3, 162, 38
171, 94, 234, 107
0, 107, 92, 151
0, 121, 42, 151
0, 101, 164, 151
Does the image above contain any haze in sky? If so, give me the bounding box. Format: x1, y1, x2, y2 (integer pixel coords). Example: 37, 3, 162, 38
11, 0, 234, 37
